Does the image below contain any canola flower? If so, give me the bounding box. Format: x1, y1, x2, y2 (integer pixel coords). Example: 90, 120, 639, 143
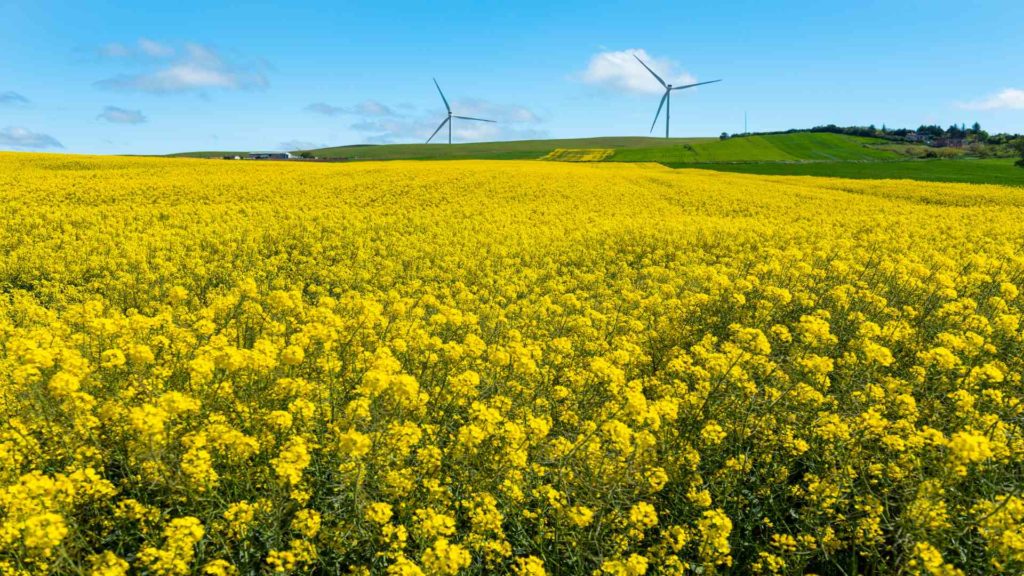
1, 152, 1023, 574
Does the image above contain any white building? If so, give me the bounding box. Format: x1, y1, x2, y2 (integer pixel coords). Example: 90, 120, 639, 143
247, 152, 294, 160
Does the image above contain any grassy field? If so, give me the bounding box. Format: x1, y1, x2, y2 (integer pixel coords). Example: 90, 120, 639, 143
609, 133, 899, 163
170, 133, 889, 163
169, 137, 713, 161
307, 133, 896, 163
689, 158, 1024, 187
166, 133, 1023, 186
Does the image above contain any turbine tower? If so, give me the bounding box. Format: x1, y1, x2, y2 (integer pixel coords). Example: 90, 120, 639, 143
426, 79, 496, 144
633, 55, 721, 139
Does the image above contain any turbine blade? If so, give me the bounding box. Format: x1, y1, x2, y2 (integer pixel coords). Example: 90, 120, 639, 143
650, 92, 668, 133
426, 117, 450, 143
671, 79, 723, 90
453, 115, 496, 123
633, 54, 667, 88
433, 78, 451, 113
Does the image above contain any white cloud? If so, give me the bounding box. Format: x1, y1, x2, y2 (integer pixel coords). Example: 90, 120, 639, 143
449, 122, 547, 143
580, 48, 697, 94
350, 118, 421, 138
359, 121, 546, 144
958, 88, 1024, 111
304, 93, 541, 144
279, 140, 326, 151
100, 38, 174, 59
306, 100, 396, 117
97, 106, 147, 124
350, 99, 545, 144
307, 97, 543, 129
357, 100, 393, 116
96, 41, 268, 93
450, 99, 541, 123
306, 102, 345, 116
99, 42, 132, 58
0, 127, 63, 149
138, 38, 174, 58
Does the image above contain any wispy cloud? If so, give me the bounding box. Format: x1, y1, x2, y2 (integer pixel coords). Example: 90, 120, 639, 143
97, 106, 147, 124
957, 88, 1024, 111
99, 42, 132, 58
0, 91, 30, 106
448, 99, 541, 123
0, 127, 63, 150
100, 38, 175, 59
362, 123, 547, 145
306, 93, 542, 144
349, 99, 544, 144
305, 100, 396, 117
354, 100, 394, 116
279, 140, 326, 151
579, 48, 697, 94
138, 38, 175, 58
96, 41, 268, 94
305, 102, 345, 116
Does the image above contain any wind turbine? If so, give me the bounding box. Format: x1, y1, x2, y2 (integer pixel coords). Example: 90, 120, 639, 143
426, 79, 496, 144
634, 55, 721, 139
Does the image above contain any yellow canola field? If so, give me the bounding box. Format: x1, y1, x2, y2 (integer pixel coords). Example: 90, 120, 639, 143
1, 153, 1023, 576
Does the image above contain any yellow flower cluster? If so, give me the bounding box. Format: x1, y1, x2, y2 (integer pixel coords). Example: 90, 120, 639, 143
1, 152, 1023, 574
136, 517, 205, 576
541, 148, 615, 162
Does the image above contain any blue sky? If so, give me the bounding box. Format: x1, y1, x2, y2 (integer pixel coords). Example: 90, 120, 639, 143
2, 0, 1022, 154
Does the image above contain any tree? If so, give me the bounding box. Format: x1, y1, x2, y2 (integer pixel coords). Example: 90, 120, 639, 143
720, 132, 730, 140
1015, 139, 1024, 167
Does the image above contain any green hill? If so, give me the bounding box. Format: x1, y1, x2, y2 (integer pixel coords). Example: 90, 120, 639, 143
170, 133, 897, 163
299, 136, 713, 161
609, 133, 900, 163
168, 137, 708, 161
164, 133, 1022, 187
305, 133, 899, 162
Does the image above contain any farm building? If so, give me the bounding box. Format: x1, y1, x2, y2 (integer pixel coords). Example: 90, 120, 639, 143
247, 152, 294, 160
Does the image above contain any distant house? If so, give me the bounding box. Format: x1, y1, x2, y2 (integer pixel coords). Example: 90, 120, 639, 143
247, 152, 294, 160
